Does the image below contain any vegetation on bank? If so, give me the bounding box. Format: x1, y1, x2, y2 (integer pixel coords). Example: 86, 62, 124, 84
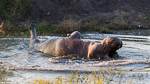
0, 69, 13, 83
33, 67, 148, 84
1, 67, 148, 84
0, 0, 142, 37
0, 17, 140, 37
0, 0, 33, 20
0, 0, 34, 37
33, 68, 119, 84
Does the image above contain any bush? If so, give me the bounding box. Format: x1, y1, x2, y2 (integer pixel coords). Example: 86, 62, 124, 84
36, 20, 55, 35
107, 16, 129, 29
55, 19, 80, 33
0, 21, 29, 37
0, 0, 34, 20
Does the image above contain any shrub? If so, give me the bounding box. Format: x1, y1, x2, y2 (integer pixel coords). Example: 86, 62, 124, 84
55, 19, 80, 33
36, 20, 55, 35
0, 21, 29, 37
0, 0, 34, 20
107, 16, 129, 29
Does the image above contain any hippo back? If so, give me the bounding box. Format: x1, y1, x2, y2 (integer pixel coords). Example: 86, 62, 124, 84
32, 38, 90, 57
68, 31, 81, 39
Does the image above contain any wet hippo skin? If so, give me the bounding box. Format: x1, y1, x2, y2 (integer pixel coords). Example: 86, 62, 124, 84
29, 23, 122, 59
101, 37, 122, 58
67, 31, 81, 39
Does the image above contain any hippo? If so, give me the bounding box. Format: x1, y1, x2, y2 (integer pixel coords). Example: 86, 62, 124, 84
67, 31, 81, 39
29, 23, 122, 59
101, 36, 122, 58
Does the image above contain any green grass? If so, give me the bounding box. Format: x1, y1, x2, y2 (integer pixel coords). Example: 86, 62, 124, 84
36, 20, 55, 35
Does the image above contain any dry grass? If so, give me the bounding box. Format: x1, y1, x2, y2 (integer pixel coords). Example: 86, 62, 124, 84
0, 15, 141, 37
55, 18, 80, 33
0, 21, 29, 37
33, 68, 128, 84
0, 69, 13, 83
0, 21, 4, 34
107, 16, 129, 30
32, 67, 149, 84
0, 66, 148, 84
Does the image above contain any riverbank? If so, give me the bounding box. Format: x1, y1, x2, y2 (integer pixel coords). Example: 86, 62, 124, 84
1, 25, 150, 38
0, 0, 150, 37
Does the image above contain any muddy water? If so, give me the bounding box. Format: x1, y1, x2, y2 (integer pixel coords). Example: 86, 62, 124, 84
0, 34, 150, 84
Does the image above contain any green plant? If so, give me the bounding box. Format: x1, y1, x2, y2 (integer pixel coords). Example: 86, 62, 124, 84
36, 20, 55, 35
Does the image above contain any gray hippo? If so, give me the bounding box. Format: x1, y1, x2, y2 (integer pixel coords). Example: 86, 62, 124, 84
67, 31, 81, 39
29, 24, 122, 59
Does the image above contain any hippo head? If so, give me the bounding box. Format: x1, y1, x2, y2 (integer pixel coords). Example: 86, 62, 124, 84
101, 37, 122, 57
67, 31, 81, 39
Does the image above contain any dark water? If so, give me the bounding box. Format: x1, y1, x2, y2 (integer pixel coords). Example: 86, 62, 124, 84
0, 34, 150, 83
